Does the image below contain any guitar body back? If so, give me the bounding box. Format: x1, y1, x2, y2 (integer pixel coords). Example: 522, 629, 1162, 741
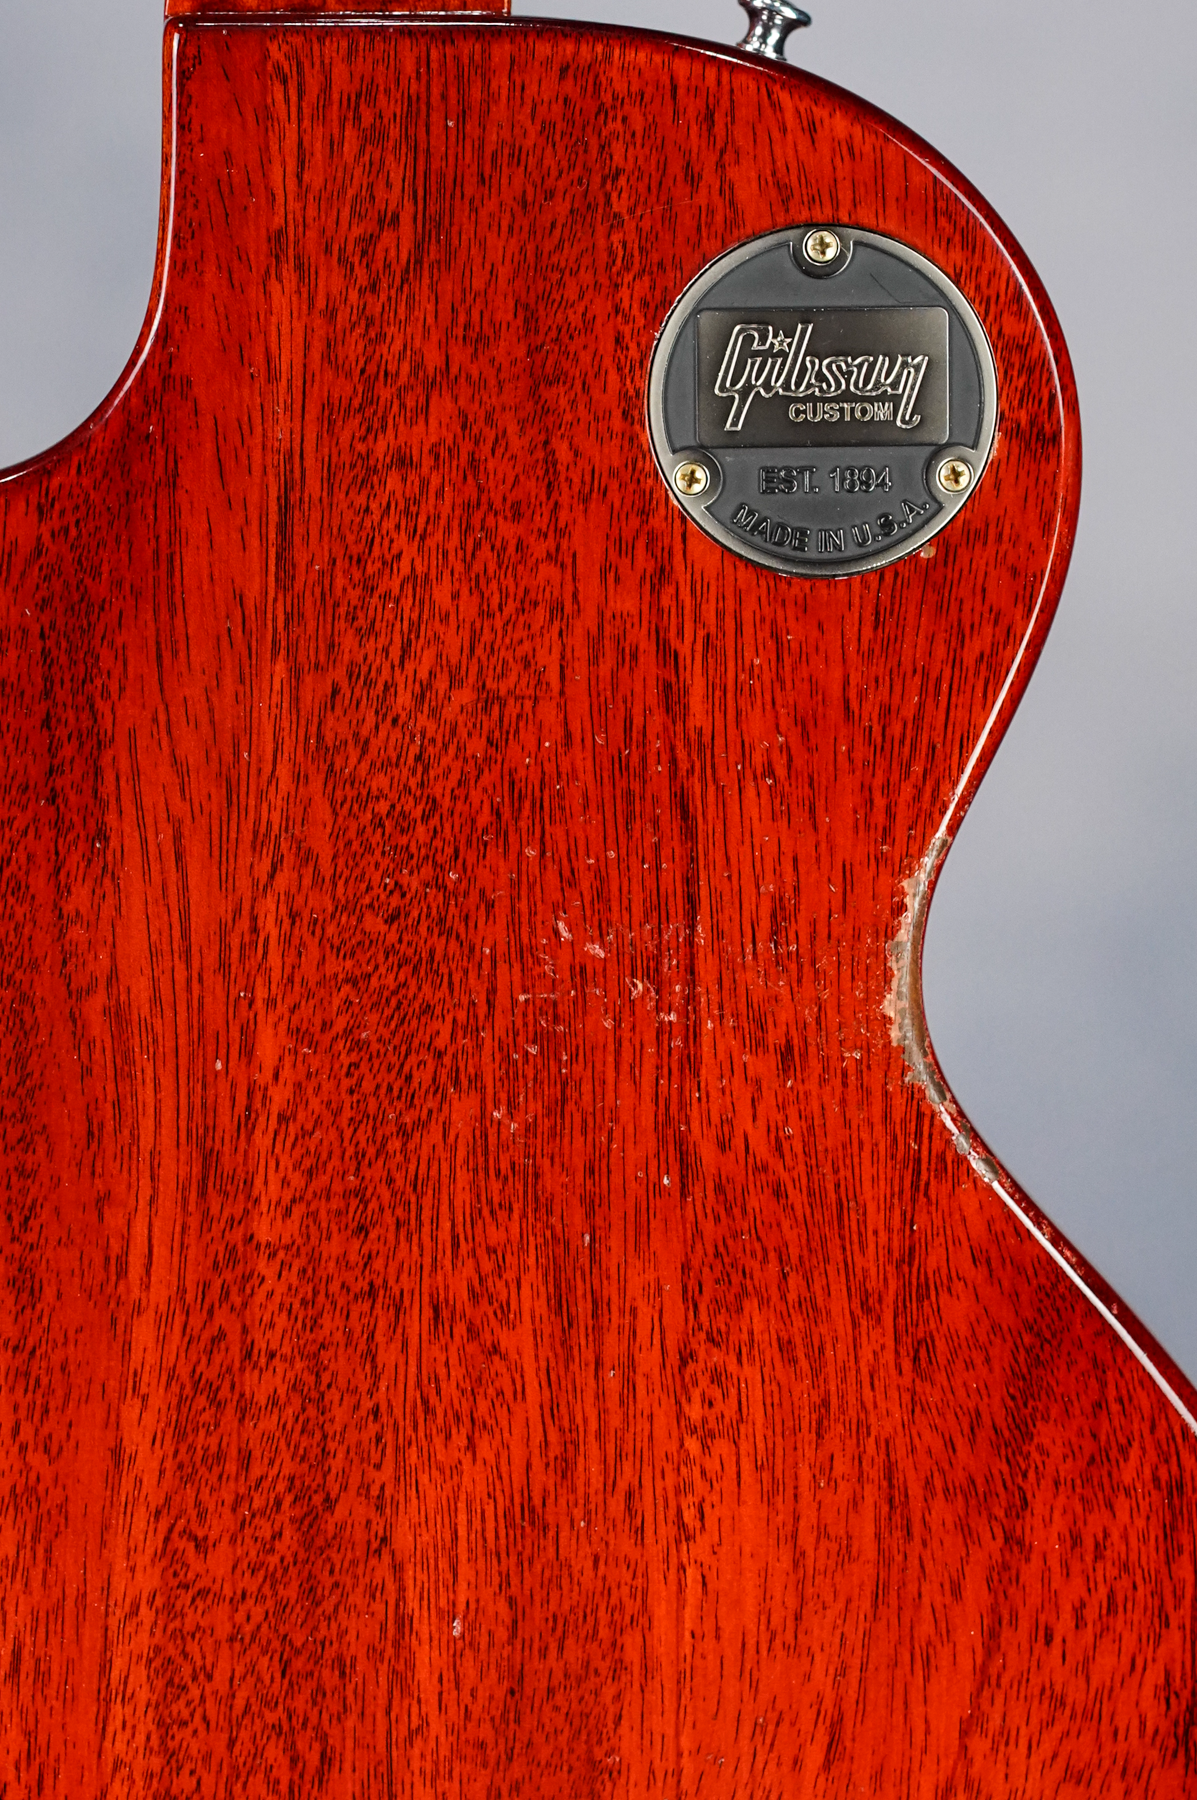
1, 15, 1194, 1796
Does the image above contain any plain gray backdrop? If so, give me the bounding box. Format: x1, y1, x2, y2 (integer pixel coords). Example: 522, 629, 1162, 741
1, 0, 1194, 1376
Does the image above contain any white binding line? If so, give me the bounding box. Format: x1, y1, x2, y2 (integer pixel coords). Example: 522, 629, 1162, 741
109, 30, 180, 415
981, 1159, 1197, 1438
916, 477, 1197, 1437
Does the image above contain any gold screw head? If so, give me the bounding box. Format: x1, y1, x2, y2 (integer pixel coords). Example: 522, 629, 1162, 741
674, 461, 709, 496
937, 457, 973, 494
803, 228, 841, 265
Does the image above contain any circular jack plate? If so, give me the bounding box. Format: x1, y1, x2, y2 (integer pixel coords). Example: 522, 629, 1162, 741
647, 225, 998, 579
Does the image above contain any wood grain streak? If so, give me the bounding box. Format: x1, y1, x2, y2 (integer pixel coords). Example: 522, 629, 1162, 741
1, 18, 1194, 1797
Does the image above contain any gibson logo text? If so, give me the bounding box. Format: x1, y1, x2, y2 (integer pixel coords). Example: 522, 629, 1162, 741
714, 322, 931, 432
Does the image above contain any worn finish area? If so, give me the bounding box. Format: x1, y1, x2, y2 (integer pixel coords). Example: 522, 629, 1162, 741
1, 15, 1195, 1798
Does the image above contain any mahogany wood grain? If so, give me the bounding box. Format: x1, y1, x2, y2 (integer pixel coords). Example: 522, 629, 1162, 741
1, 16, 1194, 1797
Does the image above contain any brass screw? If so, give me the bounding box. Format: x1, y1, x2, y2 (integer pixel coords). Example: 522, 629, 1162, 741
937, 457, 973, 494
803, 228, 841, 265
674, 461, 709, 496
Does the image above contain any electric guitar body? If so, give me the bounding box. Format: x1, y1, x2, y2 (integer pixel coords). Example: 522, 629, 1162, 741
1, 2, 1195, 1794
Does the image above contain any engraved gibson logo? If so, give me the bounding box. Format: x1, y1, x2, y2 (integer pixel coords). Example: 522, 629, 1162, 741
713, 321, 931, 433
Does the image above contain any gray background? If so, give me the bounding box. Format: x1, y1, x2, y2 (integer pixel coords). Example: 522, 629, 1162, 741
1, 0, 1194, 1376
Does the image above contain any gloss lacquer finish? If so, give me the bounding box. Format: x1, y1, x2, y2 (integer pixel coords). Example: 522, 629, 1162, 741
0, 13, 1194, 1798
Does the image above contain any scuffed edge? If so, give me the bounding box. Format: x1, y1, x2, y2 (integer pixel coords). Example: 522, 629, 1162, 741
886, 838, 1197, 1441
